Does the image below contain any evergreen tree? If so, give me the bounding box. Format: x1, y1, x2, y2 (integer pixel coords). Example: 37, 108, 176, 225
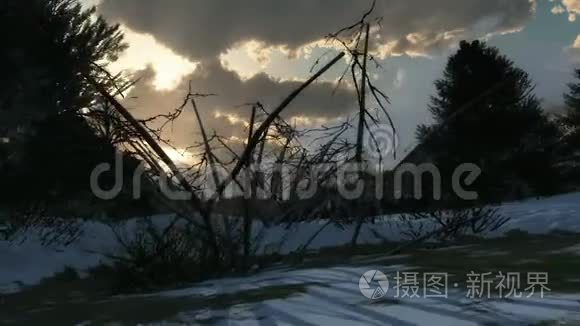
0, 0, 126, 131
416, 40, 559, 201
561, 69, 580, 146
0, 0, 153, 216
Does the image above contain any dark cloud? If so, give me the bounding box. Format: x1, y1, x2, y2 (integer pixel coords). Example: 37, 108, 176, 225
123, 61, 357, 148
99, 0, 536, 60
99, 0, 538, 155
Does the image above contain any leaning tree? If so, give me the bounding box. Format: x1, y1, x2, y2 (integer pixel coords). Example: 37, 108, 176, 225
0, 0, 146, 236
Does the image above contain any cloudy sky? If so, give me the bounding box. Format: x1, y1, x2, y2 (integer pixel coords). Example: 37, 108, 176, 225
85, 0, 580, 164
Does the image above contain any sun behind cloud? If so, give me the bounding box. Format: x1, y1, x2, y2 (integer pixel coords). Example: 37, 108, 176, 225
109, 26, 197, 91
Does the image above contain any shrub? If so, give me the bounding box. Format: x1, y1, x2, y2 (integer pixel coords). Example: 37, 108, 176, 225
400, 206, 510, 242
99, 219, 224, 293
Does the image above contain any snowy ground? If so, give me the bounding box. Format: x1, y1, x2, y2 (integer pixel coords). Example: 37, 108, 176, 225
1, 192, 580, 324
149, 265, 580, 326
3, 192, 580, 292
3, 249, 580, 325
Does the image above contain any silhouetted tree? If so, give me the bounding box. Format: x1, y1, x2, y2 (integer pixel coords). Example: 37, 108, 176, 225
0, 0, 126, 132
0, 0, 154, 217
0, 112, 154, 215
561, 68, 580, 147
416, 40, 559, 202
552, 68, 580, 188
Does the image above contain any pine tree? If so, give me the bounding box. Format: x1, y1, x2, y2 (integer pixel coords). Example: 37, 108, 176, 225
0, 0, 126, 131
562, 69, 580, 146
0, 0, 149, 215
416, 40, 559, 201
565, 69, 580, 113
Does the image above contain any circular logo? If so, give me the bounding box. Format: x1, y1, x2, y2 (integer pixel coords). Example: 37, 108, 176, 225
364, 124, 399, 162
359, 270, 389, 300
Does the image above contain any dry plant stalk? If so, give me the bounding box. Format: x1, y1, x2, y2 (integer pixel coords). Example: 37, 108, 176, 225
85, 52, 346, 268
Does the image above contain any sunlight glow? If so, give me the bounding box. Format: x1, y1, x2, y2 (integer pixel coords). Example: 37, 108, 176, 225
220, 40, 280, 80
563, 0, 580, 21
214, 111, 250, 128
574, 35, 580, 49
290, 116, 330, 127
109, 26, 197, 91
162, 147, 197, 165
81, 0, 102, 8
219, 39, 336, 81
